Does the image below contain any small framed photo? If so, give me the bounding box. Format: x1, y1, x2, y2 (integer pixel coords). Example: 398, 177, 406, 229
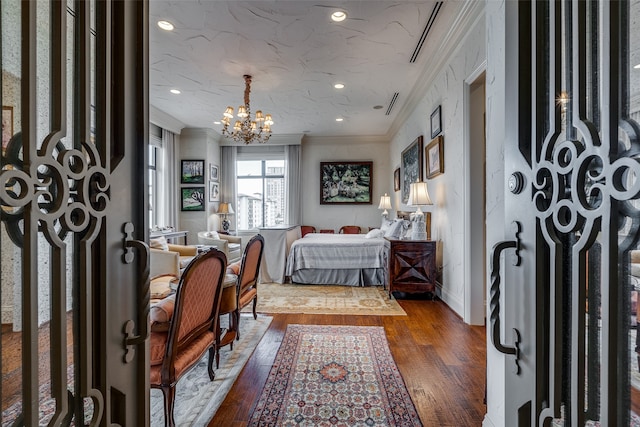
210, 164, 219, 181
425, 135, 444, 179
181, 187, 205, 211
393, 168, 401, 192
430, 105, 442, 138
209, 181, 220, 202
181, 159, 205, 184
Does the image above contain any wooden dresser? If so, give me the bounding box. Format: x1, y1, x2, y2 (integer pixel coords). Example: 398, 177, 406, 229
386, 239, 437, 298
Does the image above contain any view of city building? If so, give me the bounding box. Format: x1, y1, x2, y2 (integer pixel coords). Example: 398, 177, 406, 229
236, 161, 285, 229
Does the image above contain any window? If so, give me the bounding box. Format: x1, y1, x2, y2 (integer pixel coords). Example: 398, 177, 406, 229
236, 159, 285, 229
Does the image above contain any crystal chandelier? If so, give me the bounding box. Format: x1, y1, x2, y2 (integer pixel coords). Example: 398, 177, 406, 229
221, 75, 274, 144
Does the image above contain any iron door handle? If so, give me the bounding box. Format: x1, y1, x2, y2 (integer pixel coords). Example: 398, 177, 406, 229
122, 222, 150, 363
489, 222, 522, 374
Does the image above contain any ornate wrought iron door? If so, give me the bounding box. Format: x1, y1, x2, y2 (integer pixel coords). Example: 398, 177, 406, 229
1, 1, 149, 425
492, 0, 640, 425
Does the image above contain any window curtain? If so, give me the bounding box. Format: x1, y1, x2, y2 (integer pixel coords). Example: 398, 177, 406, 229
285, 144, 302, 224
160, 128, 179, 229
221, 145, 238, 230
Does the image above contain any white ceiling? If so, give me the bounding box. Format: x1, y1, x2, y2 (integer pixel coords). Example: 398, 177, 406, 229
149, 1, 450, 138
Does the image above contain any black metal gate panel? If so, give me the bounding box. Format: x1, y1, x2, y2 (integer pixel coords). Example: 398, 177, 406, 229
1, 1, 149, 425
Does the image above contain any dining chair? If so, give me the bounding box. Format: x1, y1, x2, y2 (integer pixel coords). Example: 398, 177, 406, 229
300, 225, 316, 237
149, 249, 227, 427
234, 234, 265, 340
339, 225, 361, 234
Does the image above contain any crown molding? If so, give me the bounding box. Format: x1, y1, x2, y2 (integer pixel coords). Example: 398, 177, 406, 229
388, 0, 486, 139
150, 105, 185, 134
302, 135, 389, 146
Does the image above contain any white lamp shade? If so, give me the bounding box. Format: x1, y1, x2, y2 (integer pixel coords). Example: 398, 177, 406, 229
378, 193, 392, 210
407, 181, 432, 206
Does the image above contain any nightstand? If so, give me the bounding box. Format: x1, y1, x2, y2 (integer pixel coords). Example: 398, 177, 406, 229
386, 239, 437, 299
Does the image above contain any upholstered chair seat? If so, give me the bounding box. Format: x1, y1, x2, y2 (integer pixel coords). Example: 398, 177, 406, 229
149, 236, 198, 278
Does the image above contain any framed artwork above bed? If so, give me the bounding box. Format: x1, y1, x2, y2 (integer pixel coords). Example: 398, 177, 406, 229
320, 161, 373, 205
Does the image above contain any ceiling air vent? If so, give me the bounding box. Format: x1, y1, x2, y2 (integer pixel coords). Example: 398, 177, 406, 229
386, 92, 399, 116
409, 1, 444, 63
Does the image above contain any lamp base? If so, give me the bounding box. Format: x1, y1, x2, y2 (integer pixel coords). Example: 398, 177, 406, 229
411, 218, 427, 240
222, 218, 230, 232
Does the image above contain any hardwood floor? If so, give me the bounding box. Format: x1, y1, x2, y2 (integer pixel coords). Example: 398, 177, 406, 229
210, 298, 488, 427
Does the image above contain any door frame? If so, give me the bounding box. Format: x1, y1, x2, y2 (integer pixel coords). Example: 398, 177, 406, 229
464, 61, 487, 325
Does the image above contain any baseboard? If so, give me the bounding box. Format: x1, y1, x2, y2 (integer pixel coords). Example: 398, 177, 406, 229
437, 285, 464, 318
482, 414, 497, 427
2, 305, 13, 324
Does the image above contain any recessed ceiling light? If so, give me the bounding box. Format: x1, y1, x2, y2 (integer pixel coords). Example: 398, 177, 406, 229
634, 63, 640, 69
214, 121, 221, 125
158, 20, 174, 31
331, 11, 347, 22
373, 105, 383, 110
336, 118, 344, 122
170, 89, 181, 94
334, 83, 345, 89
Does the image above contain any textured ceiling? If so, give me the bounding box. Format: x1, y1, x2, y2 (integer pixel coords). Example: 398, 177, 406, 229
149, 1, 445, 137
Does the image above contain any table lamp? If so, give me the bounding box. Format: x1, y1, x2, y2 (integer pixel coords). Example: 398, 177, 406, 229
217, 202, 235, 232
378, 193, 392, 219
407, 181, 432, 240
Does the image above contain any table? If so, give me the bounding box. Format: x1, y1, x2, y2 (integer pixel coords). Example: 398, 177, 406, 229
150, 230, 188, 245
258, 225, 301, 283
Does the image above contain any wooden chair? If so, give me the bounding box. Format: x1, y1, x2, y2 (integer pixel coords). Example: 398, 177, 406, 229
150, 249, 227, 427
339, 225, 361, 234
234, 234, 265, 339
300, 225, 316, 237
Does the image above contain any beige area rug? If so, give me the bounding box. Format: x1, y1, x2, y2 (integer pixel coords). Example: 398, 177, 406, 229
248, 283, 407, 316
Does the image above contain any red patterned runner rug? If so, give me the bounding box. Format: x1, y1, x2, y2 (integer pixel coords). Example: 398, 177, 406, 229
249, 324, 422, 426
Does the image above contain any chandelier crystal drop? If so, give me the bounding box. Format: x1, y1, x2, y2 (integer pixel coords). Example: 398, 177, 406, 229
220, 75, 274, 144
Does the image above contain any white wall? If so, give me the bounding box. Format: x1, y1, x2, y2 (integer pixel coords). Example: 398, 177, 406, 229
389, 9, 486, 316
301, 136, 391, 232
178, 128, 222, 244
483, 0, 507, 425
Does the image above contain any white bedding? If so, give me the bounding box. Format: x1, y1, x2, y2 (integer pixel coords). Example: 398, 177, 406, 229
285, 233, 388, 286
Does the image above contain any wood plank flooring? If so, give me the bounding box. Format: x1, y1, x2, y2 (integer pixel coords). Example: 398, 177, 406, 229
209, 298, 488, 427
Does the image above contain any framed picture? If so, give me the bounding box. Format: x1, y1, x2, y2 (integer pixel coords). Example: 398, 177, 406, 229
430, 105, 442, 138
401, 136, 423, 203
320, 161, 373, 205
2, 106, 13, 153
393, 168, 401, 192
209, 181, 220, 202
210, 164, 219, 181
181, 187, 205, 211
181, 159, 205, 184
425, 135, 444, 179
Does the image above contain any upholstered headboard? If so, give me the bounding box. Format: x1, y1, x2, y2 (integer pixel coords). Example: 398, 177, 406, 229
396, 210, 432, 240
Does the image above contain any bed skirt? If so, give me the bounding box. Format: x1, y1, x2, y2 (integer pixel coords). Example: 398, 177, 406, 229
289, 268, 386, 287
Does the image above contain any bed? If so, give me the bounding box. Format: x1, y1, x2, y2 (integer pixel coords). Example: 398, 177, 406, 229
285, 232, 389, 286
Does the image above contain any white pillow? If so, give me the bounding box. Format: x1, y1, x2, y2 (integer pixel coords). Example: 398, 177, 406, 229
149, 236, 169, 251
383, 220, 404, 239
401, 221, 412, 239
380, 218, 394, 232
206, 231, 220, 240
365, 229, 384, 239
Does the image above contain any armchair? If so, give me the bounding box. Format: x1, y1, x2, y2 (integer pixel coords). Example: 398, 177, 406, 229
149, 237, 198, 278
150, 249, 227, 427
197, 231, 242, 263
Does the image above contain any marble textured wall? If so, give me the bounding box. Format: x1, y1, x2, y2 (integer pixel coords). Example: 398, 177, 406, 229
389, 11, 486, 315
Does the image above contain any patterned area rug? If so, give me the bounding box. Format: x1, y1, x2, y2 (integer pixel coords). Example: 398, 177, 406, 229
151, 315, 272, 426
249, 283, 407, 316
248, 324, 422, 426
